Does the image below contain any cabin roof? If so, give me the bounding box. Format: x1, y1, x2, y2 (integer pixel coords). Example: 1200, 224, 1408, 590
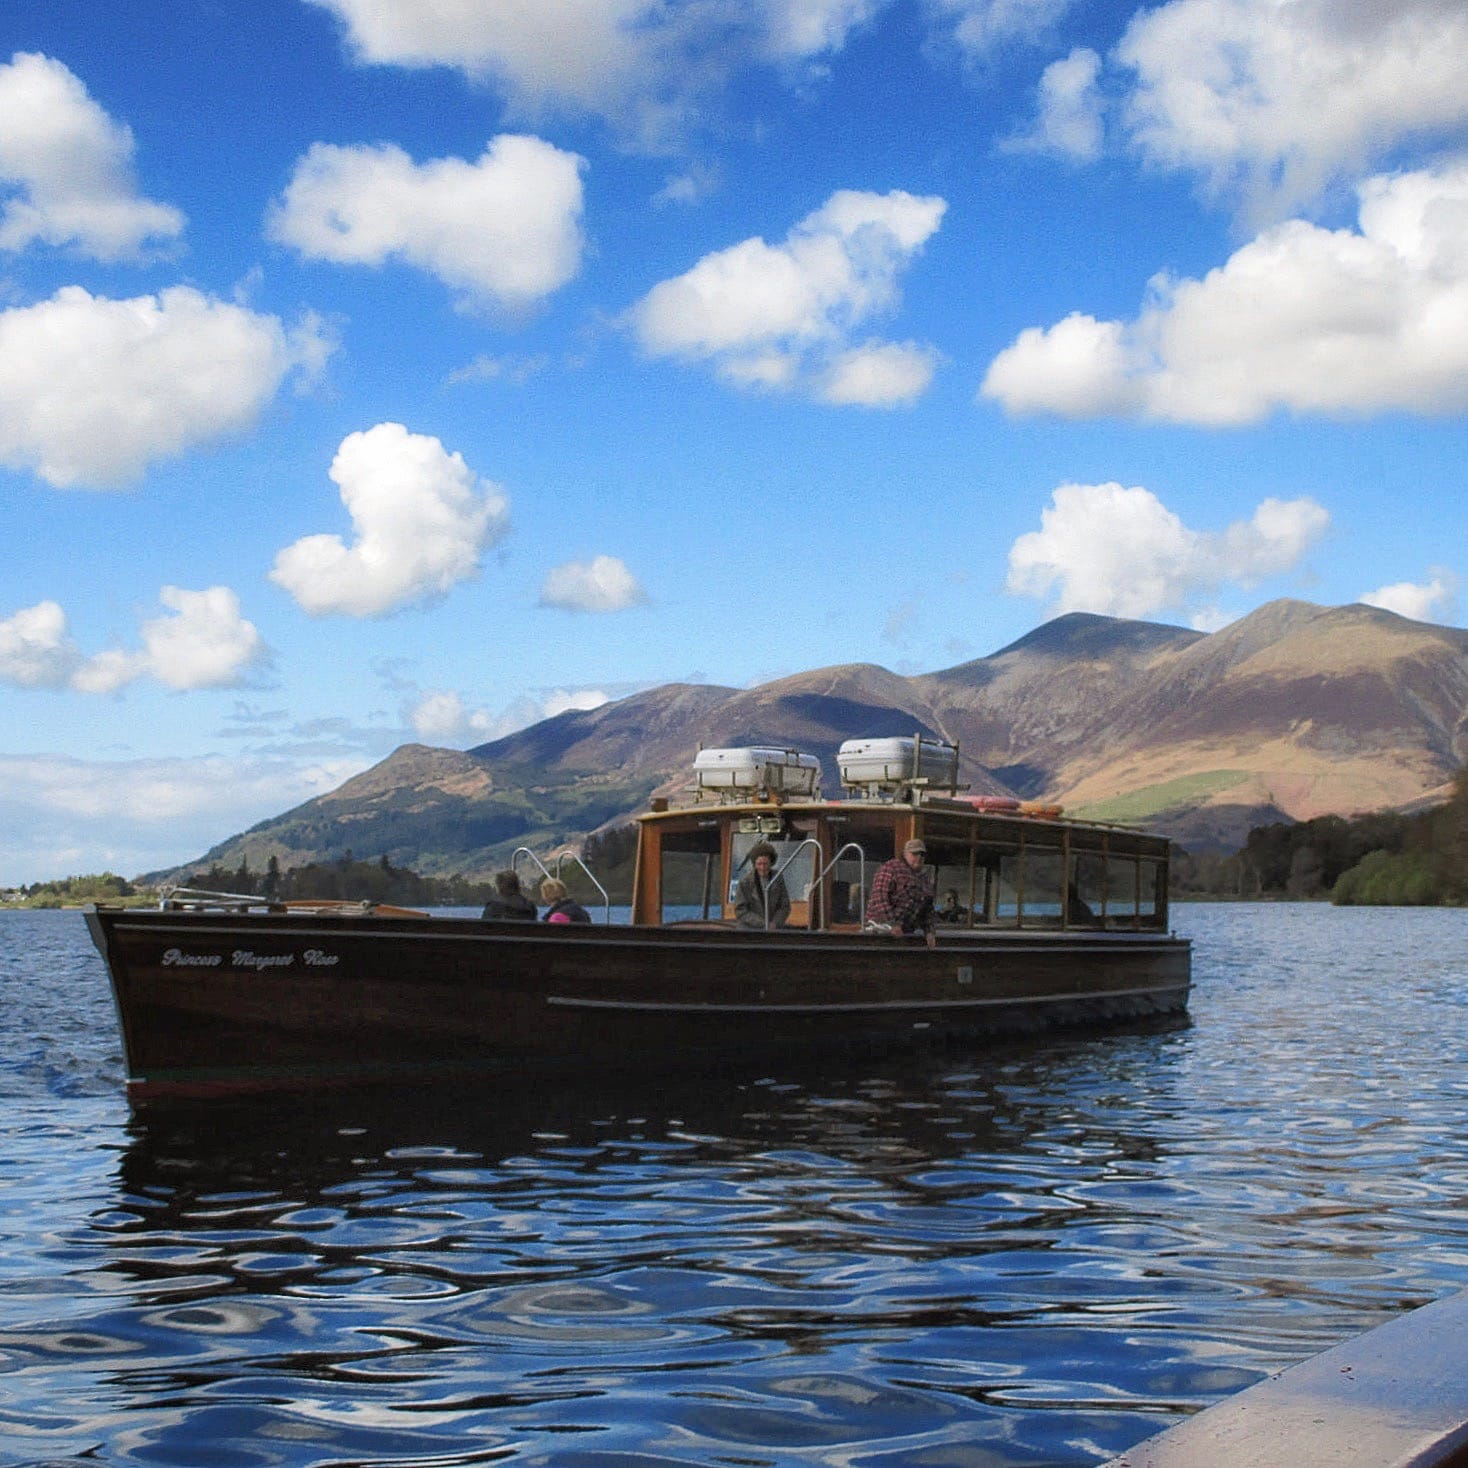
635, 795, 1172, 857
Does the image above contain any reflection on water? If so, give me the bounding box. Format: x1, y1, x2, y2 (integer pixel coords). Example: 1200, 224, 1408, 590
0, 903, 1465, 1465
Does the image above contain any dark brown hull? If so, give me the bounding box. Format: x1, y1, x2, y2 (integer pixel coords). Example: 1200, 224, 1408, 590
87, 908, 1191, 1096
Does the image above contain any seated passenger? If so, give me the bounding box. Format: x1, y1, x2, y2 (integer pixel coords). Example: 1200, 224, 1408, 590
867, 839, 936, 949
936, 889, 967, 924
733, 842, 791, 930
540, 877, 592, 924
481, 870, 536, 920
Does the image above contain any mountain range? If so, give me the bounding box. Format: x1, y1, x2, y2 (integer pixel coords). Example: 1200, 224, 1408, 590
172, 599, 1468, 879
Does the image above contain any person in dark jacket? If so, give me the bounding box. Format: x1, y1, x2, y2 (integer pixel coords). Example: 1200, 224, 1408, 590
733, 841, 791, 930
540, 877, 591, 924
481, 870, 536, 920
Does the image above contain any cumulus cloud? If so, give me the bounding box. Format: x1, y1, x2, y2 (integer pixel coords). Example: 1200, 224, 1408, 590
268, 134, 585, 311
630, 188, 944, 403
821, 340, 939, 406
540, 555, 648, 613
305, 0, 883, 145
0, 52, 184, 261
1006, 482, 1330, 618
271, 423, 510, 617
410, 685, 612, 744
982, 162, 1468, 425
1116, 0, 1468, 220
541, 687, 612, 717
1361, 570, 1459, 624
928, 0, 1076, 60
1, 588, 267, 694
0, 600, 78, 688
0, 286, 333, 489
1009, 47, 1104, 160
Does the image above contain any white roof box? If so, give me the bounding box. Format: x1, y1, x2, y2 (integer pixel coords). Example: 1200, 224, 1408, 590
694, 746, 821, 799
838, 735, 959, 791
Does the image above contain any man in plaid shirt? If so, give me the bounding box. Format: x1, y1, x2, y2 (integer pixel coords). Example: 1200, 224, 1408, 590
867, 838, 937, 949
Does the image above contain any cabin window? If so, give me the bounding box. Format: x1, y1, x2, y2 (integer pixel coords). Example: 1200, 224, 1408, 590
929, 845, 976, 927
995, 850, 1022, 926
659, 827, 722, 921
1106, 858, 1139, 924
1069, 853, 1106, 927
824, 823, 894, 924
1023, 850, 1066, 926
1138, 858, 1162, 925
729, 831, 817, 906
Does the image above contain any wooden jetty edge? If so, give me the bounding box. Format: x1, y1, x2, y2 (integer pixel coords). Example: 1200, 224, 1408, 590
1104, 1289, 1468, 1468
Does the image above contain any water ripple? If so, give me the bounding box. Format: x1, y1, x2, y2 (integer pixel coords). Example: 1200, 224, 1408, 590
1, 905, 1466, 1464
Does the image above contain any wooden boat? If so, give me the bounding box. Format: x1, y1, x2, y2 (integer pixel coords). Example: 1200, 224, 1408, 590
1102, 1287, 1468, 1468
87, 738, 1190, 1096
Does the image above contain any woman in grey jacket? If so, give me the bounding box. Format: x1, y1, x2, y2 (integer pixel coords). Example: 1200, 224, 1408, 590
733, 842, 790, 930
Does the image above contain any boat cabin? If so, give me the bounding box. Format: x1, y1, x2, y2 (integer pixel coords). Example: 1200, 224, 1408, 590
630, 741, 1172, 933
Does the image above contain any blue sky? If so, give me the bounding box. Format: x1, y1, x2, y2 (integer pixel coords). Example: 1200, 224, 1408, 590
2, 0, 1466, 884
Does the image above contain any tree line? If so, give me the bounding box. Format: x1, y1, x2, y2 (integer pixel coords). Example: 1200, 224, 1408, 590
1171, 763, 1468, 905
180, 852, 503, 907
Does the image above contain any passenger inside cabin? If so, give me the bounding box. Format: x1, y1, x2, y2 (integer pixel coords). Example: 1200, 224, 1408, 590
733, 841, 791, 930
481, 870, 536, 921
540, 878, 592, 924
1066, 883, 1097, 924
936, 889, 967, 924
867, 839, 937, 948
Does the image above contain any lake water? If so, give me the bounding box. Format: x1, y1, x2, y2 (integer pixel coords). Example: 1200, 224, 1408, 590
1, 903, 1465, 1467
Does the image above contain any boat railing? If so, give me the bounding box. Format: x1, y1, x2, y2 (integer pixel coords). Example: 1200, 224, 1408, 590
511, 846, 613, 924
811, 841, 867, 929
553, 851, 612, 925
157, 886, 285, 913
768, 838, 825, 931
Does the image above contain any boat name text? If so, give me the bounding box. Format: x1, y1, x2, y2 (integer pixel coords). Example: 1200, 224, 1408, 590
160, 948, 340, 970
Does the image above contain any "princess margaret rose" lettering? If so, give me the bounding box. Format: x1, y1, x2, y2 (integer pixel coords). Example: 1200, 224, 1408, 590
159, 949, 341, 970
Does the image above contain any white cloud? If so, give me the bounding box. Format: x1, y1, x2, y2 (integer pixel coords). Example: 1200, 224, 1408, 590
0, 52, 184, 261
0, 751, 366, 885
410, 689, 475, 742
821, 340, 938, 406
0, 600, 78, 688
764, 0, 884, 57
1361, 570, 1459, 624
305, 0, 883, 145
268, 135, 585, 311
0, 286, 333, 489
1, 588, 267, 694
271, 423, 510, 617
539, 555, 647, 613
1006, 482, 1330, 618
653, 160, 723, 208
630, 188, 944, 402
445, 352, 551, 387
1010, 47, 1104, 161
982, 162, 1468, 425
409, 685, 611, 745
927, 0, 1075, 59
138, 586, 268, 691
541, 687, 612, 718
1116, 0, 1468, 220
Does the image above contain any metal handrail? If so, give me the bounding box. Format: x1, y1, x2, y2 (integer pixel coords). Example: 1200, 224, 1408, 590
812, 841, 867, 928
510, 847, 554, 888
511, 846, 612, 924
553, 851, 612, 925
769, 839, 827, 927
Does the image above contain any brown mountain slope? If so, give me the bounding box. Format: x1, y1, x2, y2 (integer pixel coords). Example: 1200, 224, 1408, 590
169, 599, 1468, 877
1049, 602, 1468, 843
917, 612, 1204, 793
